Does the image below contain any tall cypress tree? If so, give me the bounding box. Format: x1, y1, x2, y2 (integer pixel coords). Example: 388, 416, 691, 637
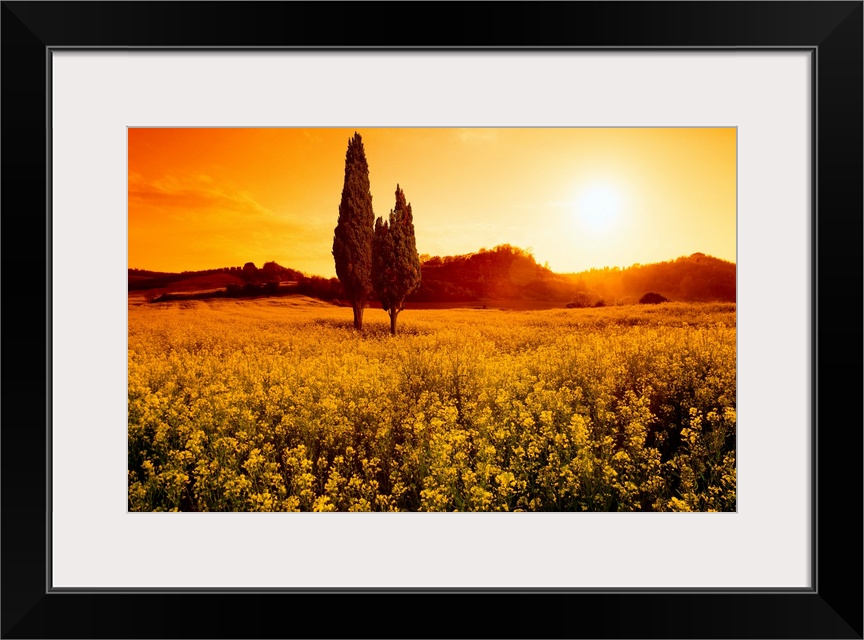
333, 132, 375, 330
372, 184, 422, 336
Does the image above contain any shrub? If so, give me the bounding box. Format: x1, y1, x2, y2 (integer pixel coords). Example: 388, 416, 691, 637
639, 292, 668, 305
566, 291, 594, 308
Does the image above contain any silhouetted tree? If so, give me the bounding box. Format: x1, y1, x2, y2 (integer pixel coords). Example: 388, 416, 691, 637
372, 185, 422, 335
333, 132, 375, 330
242, 262, 260, 283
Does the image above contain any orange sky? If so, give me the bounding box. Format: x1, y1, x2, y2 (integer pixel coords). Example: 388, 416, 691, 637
128, 128, 736, 276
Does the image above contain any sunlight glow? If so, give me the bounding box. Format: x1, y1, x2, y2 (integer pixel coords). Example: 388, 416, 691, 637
576, 185, 623, 233
128, 128, 736, 275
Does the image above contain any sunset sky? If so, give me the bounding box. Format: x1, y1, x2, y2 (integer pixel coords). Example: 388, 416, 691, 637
128, 128, 735, 276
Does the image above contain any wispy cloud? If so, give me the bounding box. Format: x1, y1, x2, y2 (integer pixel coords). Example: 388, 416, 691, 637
129, 173, 271, 217
128, 172, 341, 271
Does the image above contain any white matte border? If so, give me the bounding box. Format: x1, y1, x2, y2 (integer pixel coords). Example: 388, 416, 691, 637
51, 51, 811, 588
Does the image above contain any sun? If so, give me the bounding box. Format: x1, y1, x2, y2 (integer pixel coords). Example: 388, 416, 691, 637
575, 185, 623, 233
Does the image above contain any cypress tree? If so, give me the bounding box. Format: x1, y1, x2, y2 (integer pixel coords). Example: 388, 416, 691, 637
333, 132, 375, 330
372, 184, 422, 336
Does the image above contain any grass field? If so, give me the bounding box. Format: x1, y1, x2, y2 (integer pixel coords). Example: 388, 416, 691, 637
128, 296, 736, 512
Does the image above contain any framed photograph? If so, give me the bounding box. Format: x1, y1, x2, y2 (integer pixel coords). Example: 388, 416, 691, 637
126, 125, 739, 516
3, 2, 861, 638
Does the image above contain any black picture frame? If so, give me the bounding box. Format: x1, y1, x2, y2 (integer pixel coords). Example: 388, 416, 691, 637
2, 2, 861, 638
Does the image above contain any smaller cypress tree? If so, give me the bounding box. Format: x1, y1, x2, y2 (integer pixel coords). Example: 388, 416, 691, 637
372, 185, 422, 336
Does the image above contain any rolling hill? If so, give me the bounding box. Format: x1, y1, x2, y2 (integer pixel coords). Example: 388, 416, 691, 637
129, 247, 735, 307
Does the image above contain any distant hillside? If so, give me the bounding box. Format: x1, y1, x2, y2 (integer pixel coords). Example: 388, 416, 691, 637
560, 252, 736, 305
410, 244, 574, 303
129, 261, 342, 303
130, 248, 735, 306
128, 261, 305, 291
410, 246, 735, 306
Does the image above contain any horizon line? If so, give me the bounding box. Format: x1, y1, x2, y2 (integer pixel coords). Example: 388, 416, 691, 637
129, 249, 736, 278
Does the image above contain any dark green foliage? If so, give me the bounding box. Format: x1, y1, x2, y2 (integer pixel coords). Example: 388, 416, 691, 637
372, 185, 422, 335
333, 132, 375, 329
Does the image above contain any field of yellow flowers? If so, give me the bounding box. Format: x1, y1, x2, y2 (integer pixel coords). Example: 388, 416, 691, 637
128, 296, 736, 512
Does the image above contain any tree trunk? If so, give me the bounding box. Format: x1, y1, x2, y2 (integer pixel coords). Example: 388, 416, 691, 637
352, 302, 364, 330
389, 309, 399, 335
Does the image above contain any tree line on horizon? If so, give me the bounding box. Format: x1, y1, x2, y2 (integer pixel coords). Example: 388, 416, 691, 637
409, 245, 735, 306
131, 247, 735, 308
